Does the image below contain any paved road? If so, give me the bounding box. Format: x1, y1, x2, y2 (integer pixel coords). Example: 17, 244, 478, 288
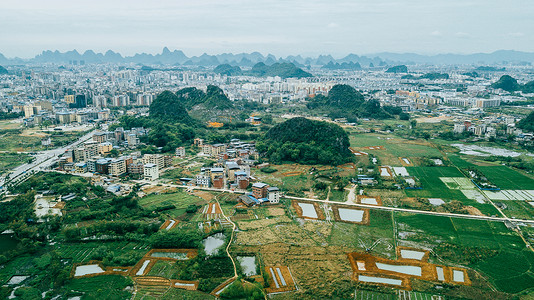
141, 180, 534, 225
0, 129, 97, 191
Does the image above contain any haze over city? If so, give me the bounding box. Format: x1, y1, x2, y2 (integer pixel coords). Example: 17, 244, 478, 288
2, 1, 534, 300
1, 0, 533, 58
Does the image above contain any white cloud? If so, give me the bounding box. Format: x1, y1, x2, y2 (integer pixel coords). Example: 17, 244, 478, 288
431, 31, 443, 37
455, 32, 470, 38
509, 32, 525, 37
327, 22, 339, 29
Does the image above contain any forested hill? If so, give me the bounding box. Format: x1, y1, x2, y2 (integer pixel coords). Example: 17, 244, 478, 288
307, 84, 397, 120
490, 75, 534, 93
149, 91, 195, 125
517, 110, 534, 132
249, 62, 312, 78
175, 85, 234, 110
256, 117, 353, 165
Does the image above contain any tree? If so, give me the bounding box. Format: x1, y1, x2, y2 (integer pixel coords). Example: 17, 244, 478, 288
410, 120, 417, 128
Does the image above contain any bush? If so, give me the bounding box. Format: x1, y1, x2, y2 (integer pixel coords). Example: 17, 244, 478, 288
150, 230, 202, 248
259, 167, 278, 173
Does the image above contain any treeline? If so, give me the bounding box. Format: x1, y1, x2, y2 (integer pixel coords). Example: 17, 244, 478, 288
0, 111, 23, 120
63, 220, 159, 241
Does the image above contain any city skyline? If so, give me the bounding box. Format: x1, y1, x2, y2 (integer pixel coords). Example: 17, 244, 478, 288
1, 0, 533, 58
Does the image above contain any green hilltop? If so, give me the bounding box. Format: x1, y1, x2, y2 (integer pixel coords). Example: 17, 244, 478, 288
256, 117, 352, 165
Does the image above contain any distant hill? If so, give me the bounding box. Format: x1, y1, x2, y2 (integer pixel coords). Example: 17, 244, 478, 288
0, 65, 7, 75
256, 117, 353, 165
213, 64, 242, 76
322, 61, 362, 70
175, 85, 233, 111
402, 73, 449, 80
307, 84, 393, 120
249, 62, 312, 78
386, 65, 408, 73
490, 75, 534, 94
490, 75, 521, 92
2, 49, 534, 66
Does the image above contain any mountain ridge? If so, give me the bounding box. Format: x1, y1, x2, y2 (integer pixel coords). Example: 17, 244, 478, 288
1, 49, 533, 66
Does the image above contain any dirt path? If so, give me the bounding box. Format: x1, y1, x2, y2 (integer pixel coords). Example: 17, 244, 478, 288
345, 184, 356, 203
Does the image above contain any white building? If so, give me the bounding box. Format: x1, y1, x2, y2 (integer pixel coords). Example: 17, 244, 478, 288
195, 173, 210, 187
109, 159, 126, 176
267, 187, 280, 204
127, 133, 139, 148
453, 123, 465, 133
175, 147, 186, 157
144, 163, 159, 181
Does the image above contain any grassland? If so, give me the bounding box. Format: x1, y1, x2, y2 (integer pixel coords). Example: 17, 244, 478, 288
0, 152, 31, 175
349, 133, 441, 166
64, 275, 133, 299
404, 167, 468, 200
475, 166, 534, 190
138, 190, 207, 218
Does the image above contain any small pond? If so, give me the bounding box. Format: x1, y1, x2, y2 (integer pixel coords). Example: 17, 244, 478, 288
74, 264, 105, 277
297, 203, 318, 219
452, 270, 465, 282
375, 262, 421, 276
151, 252, 188, 260
399, 249, 425, 260
203, 233, 226, 256
237, 256, 257, 276
136, 260, 150, 276
358, 275, 402, 286
338, 208, 364, 222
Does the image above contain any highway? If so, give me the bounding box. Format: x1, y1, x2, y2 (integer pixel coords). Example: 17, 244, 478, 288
0, 129, 97, 192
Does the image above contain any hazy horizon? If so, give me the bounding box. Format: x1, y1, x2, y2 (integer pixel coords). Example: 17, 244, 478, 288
1, 0, 533, 58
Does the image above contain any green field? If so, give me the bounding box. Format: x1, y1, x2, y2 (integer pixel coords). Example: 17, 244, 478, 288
139, 190, 206, 218
476, 166, 534, 190
329, 210, 395, 258
395, 213, 533, 294
405, 167, 468, 200
65, 275, 133, 299
0, 152, 31, 175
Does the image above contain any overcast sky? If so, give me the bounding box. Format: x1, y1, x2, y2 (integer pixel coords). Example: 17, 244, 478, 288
0, 0, 533, 58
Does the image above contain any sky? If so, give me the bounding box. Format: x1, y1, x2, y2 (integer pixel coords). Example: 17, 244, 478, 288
0, 0, 533, 58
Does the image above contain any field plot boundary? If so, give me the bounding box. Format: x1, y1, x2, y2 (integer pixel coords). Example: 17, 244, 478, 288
399, 157, 413, 166
348, 249, 471, 290
159, 219, 179, 230
211, 277, 236, 296
439, 177, 476, 190
203, 202, 223, 220
265, 266, 297, 294
170, 279, 199, 291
